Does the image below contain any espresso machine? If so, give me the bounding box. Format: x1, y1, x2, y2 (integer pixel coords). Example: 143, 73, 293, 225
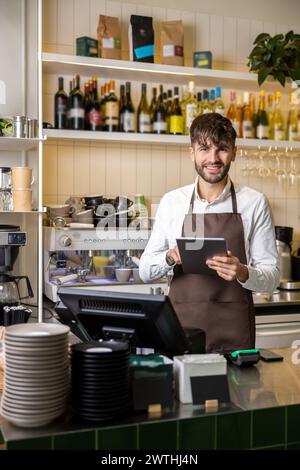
43, 226, 150, 302
0, 225, 34, 324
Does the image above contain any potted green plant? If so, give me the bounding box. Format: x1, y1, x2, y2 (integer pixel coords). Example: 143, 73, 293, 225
248, 30, 300, 86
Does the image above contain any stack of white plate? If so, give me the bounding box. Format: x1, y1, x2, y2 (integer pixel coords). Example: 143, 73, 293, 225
0, 322, 70, 428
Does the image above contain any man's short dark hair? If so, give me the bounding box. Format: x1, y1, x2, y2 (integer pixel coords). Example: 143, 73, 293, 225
190, 113, 237, 148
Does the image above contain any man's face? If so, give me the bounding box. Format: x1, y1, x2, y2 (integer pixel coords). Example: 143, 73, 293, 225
190, 139, 236, 184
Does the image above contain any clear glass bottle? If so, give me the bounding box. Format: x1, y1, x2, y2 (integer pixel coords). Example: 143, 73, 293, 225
256, 90, 269, 139
242, 92, 253, 139
287, 92, 299, 141
273, 91, 285, 141
201, 89, 213, 115
214, 86, 225, 116
227, 90, 240, 136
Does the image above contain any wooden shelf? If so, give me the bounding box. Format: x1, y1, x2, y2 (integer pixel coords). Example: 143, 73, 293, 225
0, 209, 46, 214
44, 129, 300, 150
0, 137, 44, 151
42, 52, 291, 92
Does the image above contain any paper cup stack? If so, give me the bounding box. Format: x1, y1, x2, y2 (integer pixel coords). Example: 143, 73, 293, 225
0, 322, 70, 428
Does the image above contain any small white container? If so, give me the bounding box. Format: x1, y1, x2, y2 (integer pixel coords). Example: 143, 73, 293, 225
173, 354, 227, 404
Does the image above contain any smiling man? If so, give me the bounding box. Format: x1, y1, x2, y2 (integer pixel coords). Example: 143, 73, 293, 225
139, 113, 279, 353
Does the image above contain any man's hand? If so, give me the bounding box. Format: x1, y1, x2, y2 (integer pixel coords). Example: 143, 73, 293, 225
166, 246, 182, 265
206, 250, 249, 282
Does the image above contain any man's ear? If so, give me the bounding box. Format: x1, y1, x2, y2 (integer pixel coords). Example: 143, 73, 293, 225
231, 146, 237, 162
189, 146, 195, 163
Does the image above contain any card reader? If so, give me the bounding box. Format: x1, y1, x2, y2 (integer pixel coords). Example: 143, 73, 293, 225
225, 349, 261, 367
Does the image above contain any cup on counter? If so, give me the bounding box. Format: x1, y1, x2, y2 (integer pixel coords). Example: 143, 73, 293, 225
12, 189, 32, 211
115, 267, 132, 282
11, 167, 34, 189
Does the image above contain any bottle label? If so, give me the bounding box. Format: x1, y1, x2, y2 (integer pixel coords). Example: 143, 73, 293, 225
186, 103, 197, 128
288, 125, 299, 141
69, 108, 84, 119
170, 115, 183, 134
202, 108, 213, 114
274, 128, 285, 141
105, 102, 119, 126
242, 120, 253, 138
215, 106, 225, 116
57, 97, 66, 115
89, 109, 101, 127
123, 111, 135, 132
256, 124, 269, 139
153, 121, 167, 132
139, 113, 151, 133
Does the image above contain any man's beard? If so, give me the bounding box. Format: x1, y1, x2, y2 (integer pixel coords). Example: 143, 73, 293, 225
195, 161, 231, 184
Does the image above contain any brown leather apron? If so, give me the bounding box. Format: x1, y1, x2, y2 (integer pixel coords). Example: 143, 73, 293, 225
169, 181, 255, 353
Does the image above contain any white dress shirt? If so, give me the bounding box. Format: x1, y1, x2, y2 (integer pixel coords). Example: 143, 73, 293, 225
139, 177, 280, 293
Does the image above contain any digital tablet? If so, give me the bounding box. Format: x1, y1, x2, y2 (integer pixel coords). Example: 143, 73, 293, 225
176, 237, 228, 275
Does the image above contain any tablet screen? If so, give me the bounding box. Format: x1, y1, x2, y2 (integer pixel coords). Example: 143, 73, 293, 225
176, 237, 228, 275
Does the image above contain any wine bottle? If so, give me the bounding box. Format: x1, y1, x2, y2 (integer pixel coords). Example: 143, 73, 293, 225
242, 92, 253, 139
169, 86, 183, 135
120, 82, 135, 133
137, 83, 151, 133
54, 77, 68, 129
226, 90, 240, 136
267, 94, 274, 139
166, 89, 173, 133
214, 86, 225, 116
84, 82, 92, 130
209, 89, 216, 109
70, 74, 85, 130
236, 95, 243, 138
185, 81, 197, 135
153, 85, 167, 134
87, 77, 102, 131
256, 90, 269, 139
105, 80, 119, 132
250, 93, 257, 138
197, 92, 202, 116
149, 88, 157, 131
287, 92, 299, 141
67, 80, 73, 128
119, 84, 125, 131
201, 89, 213, 115
273, 92, 285, 141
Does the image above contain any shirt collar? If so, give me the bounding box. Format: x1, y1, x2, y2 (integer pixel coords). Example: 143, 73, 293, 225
194, 176, 232, 204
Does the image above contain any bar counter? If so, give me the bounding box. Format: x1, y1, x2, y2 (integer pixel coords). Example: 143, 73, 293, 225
1, 348, 300, 450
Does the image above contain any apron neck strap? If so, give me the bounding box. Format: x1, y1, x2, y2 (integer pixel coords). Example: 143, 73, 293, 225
230, 181, 238, 213
188, 179, 238, 213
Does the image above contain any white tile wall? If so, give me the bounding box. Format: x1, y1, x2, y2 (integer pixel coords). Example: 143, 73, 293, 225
42, 0, 300, 247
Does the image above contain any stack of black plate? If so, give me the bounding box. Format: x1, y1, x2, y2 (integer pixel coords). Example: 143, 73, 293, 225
71, 340, 131, 422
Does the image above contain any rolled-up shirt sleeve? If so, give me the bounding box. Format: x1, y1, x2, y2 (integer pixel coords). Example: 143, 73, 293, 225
238, 195, 280, 293
139, 195, 173, 282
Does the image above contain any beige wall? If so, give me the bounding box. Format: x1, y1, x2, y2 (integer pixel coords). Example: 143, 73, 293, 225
42, 0, 300, 247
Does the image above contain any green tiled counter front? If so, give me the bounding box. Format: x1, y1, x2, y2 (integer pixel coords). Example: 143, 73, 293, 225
2, 349, 300, 450
3, 405, 300, 450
